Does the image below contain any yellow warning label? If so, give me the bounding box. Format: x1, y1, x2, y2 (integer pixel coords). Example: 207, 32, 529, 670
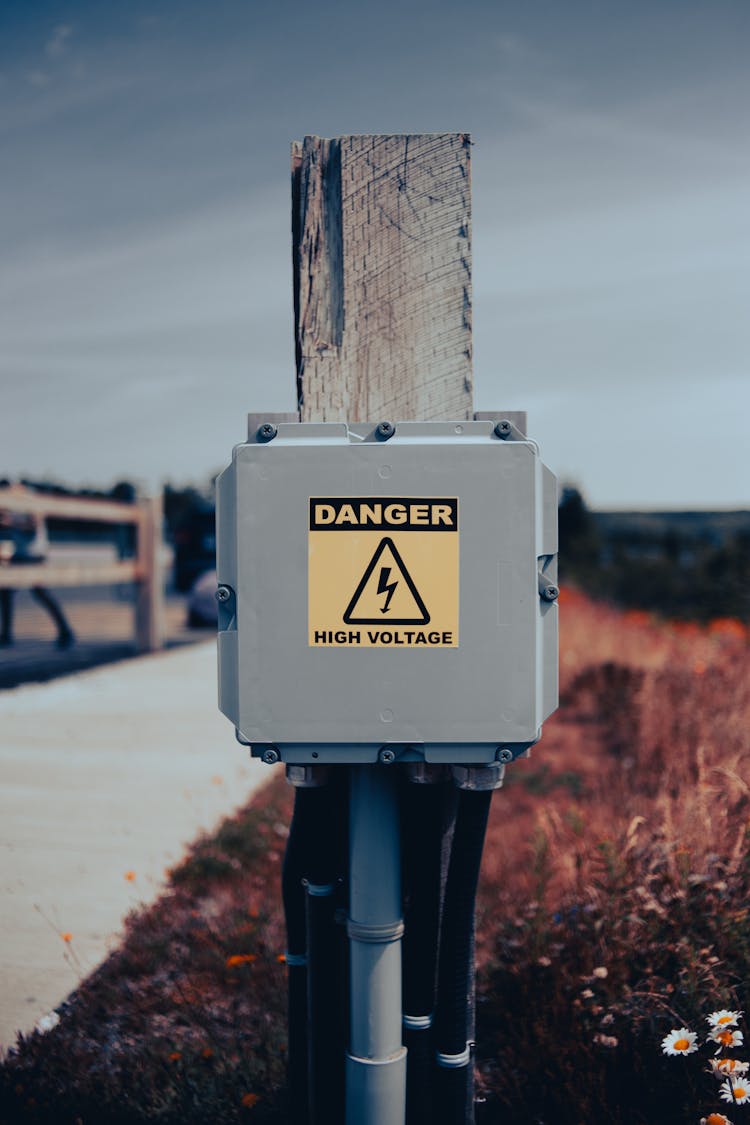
308, 497, 459, 648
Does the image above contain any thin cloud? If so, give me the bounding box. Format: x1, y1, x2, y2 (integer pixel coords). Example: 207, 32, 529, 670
45, 24, 73, 59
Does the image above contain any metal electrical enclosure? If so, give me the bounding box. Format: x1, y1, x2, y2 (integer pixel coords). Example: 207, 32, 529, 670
216, 420, 558, 765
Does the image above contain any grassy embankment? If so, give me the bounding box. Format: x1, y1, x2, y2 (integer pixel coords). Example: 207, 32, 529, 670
2, 591, 749, 1124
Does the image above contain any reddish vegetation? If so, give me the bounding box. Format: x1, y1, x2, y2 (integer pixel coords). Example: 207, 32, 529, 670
1, 590, 749, 1124
481, 588, 750, 927
476, 590, 750, 1122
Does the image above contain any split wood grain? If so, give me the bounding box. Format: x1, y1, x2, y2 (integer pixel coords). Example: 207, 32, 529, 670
292, 134, 473, 424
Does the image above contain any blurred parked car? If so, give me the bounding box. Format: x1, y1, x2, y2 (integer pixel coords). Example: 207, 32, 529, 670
173, 509, 215, 592
187, 569, 218, 627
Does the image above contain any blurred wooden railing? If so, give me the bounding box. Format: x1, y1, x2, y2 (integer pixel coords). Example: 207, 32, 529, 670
0, 484, 163, 652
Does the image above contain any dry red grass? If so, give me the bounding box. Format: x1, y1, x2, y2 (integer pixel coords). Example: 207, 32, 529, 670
476, 588, 750, 1123
2, 589, 749, 1124
481, 588, 750, 924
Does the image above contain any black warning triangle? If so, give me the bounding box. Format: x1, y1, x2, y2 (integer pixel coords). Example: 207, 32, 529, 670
343, 537, 430, 626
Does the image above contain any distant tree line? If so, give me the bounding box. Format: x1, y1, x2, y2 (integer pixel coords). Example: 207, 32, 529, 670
559, 485, 750, 622
8, 476, 748, 621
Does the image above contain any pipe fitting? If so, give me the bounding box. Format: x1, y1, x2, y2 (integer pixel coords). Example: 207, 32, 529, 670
403, 1013, 433, 1030
405, 761, 449, 784
347, 917, 405, 944
436, 1044, 472, 1069
303, 880, 336, 897
285, 764, 331, 788
451, 763, 505, 791
284, 951, 308, 967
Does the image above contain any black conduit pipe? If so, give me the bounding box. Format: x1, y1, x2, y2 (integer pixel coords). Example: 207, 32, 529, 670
401, 779, 448, 1125
304, 774, 347, 1125
434, 788, 493, 1125
282, 786, 317, 1125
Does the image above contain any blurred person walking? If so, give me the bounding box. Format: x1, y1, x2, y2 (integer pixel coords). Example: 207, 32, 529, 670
0, 509, 75, 648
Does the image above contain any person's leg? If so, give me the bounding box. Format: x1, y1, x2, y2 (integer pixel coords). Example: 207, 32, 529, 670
0, 588, 14, 644
31, 586, 75, 648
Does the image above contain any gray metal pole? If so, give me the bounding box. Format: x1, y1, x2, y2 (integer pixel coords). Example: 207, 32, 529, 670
346, 764, 407, 1125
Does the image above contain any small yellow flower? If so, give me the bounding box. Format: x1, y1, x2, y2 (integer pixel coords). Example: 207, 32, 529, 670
662, 1028, 699, 1055
226, 953, 257, 968
720, 1078, 750, 1104
277, 954, 286, 963
241, 1092, 260, 1108
168, 1051, 181, 1062
60, 932, 73, 943
124, 871, 136, 882
711, 1028, 744, 1053
708, 1010, 743, 1030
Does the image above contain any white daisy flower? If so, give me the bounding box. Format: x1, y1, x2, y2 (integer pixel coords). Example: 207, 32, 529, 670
708, 1010, 743, 1030
710, 1028, 744, 1053
700, 1114, 733, 1125
661, 1028, 699, 1055
720, 1078, 750, 1105
709, 1059, 750, 1077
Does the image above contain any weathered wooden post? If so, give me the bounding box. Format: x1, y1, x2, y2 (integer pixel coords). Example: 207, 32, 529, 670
292, 134, 473, 424
216, 133, 558, 1125
292, 133, 474, 1125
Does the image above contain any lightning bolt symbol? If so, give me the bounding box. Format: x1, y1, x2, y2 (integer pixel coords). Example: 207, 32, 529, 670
377, 566, 398, 613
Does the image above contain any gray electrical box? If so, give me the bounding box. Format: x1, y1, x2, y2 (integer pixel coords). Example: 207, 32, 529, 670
216, 419, 558, 765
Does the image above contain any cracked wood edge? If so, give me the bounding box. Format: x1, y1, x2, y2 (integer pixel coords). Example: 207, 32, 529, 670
292, 134, 473, 424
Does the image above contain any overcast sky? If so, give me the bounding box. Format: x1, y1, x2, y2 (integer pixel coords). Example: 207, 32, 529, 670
1, 0, 748, 508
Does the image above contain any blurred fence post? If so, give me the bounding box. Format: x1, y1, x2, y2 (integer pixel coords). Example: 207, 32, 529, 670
0, 484, 164, 653
135, 493, 164, 653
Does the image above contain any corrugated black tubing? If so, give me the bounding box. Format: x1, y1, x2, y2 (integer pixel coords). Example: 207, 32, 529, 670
282, 787, 317, 1125
401, 780, 447, 1125
304, 777, 347, 1125
434, 788, 493, 1125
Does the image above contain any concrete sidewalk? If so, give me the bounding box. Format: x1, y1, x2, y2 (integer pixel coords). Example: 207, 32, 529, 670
0, 642, 269, 1051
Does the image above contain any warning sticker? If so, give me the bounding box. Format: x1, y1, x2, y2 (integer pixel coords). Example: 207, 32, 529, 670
308, 497, 459, 648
